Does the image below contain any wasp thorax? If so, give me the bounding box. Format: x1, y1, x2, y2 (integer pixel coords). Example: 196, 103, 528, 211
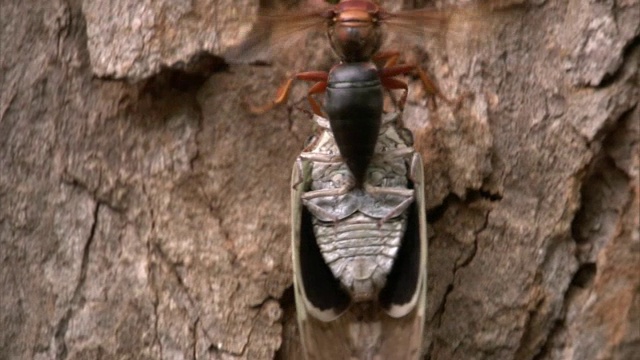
327, 10, 382, 62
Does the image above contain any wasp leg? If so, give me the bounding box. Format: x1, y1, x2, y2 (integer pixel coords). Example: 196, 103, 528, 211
304, 79, 328, 117
377, 58, 454, 111
296, 71, 328, 117
373, 50, 401, 69
415, 66, 454, 108
249, 71, 328, 115
380, 76, 410, 111
249, 77, 292, 114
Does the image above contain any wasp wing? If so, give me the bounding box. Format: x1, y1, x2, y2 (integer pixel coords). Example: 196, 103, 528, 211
380, 1, 520, 48
224, 4, 330, 64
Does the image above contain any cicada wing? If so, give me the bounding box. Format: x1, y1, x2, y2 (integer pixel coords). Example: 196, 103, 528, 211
291, 160, 352, 359
296, 315, 355, 360
297, 206, 351, 321
378, 201, 423, 317
298, 302, 425, 359
376, 153, 428, 359
372, 306, 426, 360
378, 153, 427, 317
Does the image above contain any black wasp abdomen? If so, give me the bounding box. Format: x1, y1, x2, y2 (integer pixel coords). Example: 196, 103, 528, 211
324, 62, 383, 187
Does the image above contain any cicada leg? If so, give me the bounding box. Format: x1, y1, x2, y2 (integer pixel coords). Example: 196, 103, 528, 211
298, 152, 343, 164
362, 184, 416, 226
300, 184, 353, 201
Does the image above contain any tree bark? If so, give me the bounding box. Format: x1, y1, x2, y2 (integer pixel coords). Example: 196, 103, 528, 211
0, 0, 637, 359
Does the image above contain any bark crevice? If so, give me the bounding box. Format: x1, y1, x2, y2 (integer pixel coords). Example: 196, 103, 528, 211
53, 200, 100, 360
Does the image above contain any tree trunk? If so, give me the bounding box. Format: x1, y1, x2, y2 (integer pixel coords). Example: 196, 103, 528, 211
1, 0, 637, 359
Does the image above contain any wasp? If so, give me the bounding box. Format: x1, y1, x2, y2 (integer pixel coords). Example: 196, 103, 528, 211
232, 0, 463, 182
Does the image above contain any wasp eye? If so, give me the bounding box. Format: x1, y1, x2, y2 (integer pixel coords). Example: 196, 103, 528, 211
321, 9, 337, 20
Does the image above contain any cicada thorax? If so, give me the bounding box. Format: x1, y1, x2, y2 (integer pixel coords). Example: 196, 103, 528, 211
325, 62, 384, 187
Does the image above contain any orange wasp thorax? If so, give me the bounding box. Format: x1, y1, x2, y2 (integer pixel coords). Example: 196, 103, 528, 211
325, 0, 384, 62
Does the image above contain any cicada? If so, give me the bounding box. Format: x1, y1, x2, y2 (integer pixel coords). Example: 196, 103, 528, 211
291, 112, 427, 359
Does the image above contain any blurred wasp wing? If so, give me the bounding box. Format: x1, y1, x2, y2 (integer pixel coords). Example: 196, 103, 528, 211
379, 0, 521, 48
223, 2, 331, 64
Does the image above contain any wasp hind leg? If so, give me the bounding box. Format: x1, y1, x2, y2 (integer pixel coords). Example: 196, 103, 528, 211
375, 50, 455, 112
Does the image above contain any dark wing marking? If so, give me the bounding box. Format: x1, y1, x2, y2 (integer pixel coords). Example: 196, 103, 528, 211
378, 200, 422, 318
299, 207, 351, 320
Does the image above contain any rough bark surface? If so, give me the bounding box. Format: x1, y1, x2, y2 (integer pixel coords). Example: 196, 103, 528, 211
0, 0, 637, 359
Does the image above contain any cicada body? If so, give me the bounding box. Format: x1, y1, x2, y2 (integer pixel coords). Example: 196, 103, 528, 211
291, 112, 427, 359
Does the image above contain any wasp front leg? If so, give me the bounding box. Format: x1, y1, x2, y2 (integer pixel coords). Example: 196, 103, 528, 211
249, 71, 328, 116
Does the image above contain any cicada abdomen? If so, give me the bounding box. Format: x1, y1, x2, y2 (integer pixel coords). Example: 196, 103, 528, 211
291, 112, 427, 359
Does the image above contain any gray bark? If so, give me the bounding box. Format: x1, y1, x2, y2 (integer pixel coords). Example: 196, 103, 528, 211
1, 0, 638, 359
